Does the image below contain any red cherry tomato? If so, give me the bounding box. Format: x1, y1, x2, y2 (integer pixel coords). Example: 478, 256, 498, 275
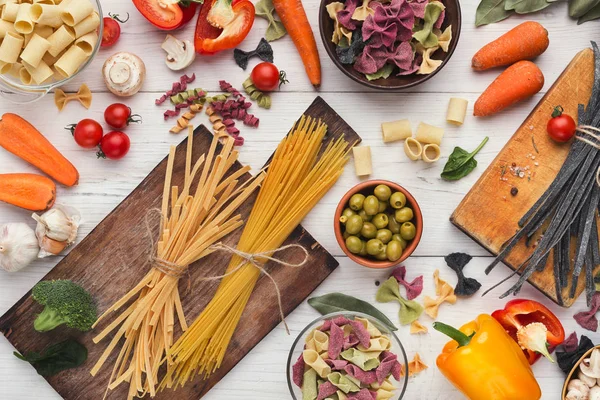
251, 62, 284, 92
101, 13, 129, 47
98, 131, 130, 160
68, 119, 103, 149
547, 106, 576, 143
104, 103, 142, 129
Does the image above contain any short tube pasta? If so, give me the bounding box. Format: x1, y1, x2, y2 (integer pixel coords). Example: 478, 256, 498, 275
302, 349, 331, 378
0, 61, 11, 74
31, 4, 63, 28
446, 97, 469, 125
60, 0, 94, 26
352, 146, 372, 176
18, 64, 32, 84
21, 33, 51, 67
415, 122, 444, 145
54, 43, 86, 77
32, 24, 54, 39
74, 31, 96, 55
381, 119, 412, 143
23, 59, 53, 84
47, 24, 74, 57
7, 62, 21, 78
0, 32, 24, 63
33, 0, 55, 4
422, 144, 441, 163
0, 19, 17, 39
14, 3, 34, 34
404, 137, 423, 161
1, 2, 19, 22
72, 11, 99, 38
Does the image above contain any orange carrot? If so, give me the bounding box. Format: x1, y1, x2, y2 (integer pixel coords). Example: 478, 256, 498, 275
474, 61, 544, 117
0, 113, 79, 186
0, 173, 56, 211
272, 0, 321, 87
472, 21, 549, 71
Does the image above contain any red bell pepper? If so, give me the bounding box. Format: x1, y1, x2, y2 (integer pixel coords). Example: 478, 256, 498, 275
132, 0, 200, 30
492, 299, 565, 365
194, 0, 254, 54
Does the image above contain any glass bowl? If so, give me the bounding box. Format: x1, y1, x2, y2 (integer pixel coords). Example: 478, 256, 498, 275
0, 0, 104, 103
287, 311, 409, 399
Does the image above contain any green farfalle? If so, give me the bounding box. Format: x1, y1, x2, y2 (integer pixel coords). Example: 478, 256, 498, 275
328, 372, 361, 394
340, 348, 381, 371
412, 1, 445, 48
242, 77, 272, 109
365, 64, 394, 81
376, 277, 423, 325
256, 0, 287, 42
302, 368, 318, 400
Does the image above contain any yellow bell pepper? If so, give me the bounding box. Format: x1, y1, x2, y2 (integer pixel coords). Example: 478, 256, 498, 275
434, 314, 541, 400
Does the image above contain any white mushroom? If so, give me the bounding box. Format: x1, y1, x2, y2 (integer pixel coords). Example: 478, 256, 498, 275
568, 380, 590, 399
590, 386, 600, 400
102, 52, 146, 97
581, 350, 600, 379
580, 369, 598, 388
161, 34, 195, 71
567, 388, 588, 400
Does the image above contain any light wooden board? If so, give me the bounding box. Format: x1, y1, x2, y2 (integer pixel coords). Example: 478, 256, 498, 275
451, 49, 599, 307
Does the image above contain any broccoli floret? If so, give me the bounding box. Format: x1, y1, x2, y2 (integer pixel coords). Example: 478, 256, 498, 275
31, 280, 97, 332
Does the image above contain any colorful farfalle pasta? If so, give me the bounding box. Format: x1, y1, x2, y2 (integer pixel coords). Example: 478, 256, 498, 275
293, 315, 404, 400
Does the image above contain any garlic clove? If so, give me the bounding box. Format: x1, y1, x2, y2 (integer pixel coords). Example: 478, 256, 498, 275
0, 223, 39, 272
37, 236, 68, 258
32, 204, 81, 258
161, 34, 195, 71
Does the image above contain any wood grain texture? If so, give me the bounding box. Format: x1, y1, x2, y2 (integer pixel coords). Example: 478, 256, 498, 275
451, 49, 599, 307
0, 97, 361, 399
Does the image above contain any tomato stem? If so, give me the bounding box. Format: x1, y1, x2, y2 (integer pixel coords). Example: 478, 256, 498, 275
551, 105, 564, 118
109, 12, 130, 23
279, 70, 289, 89
64, 124, 77, 136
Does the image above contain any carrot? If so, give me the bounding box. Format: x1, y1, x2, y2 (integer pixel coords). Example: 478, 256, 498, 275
0, 173, 56, 211
272, 0, 321, 87
474, 61, 544, 117
0, 113, 79, 186
472, 21, 549, 71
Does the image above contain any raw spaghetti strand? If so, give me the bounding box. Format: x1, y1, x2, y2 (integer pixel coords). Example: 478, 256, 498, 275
162, 116, 352, 388
90, 126, 264, 400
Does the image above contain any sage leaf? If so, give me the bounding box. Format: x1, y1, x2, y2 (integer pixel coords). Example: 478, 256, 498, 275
505, 0, 551, 13
579, 1, 600, 22
570, 0, 600, 17
308, 292, 397, 331
475, 0, 513, 26
14, 339, 87, 377
441, 136, 489, 181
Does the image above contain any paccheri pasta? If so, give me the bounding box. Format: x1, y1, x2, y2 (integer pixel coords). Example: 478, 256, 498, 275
353, 146, 372, 176
415, 122, 444, 145
381, 119, 412, 143
0, 0, 99, 85
446, 97, 469, 125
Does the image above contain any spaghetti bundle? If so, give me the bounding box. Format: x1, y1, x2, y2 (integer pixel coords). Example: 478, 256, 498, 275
163, 116, 351, 387
90, 127, 264, 399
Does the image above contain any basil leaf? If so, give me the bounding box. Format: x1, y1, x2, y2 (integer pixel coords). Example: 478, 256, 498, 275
308, 293, 398, 331
475, 0, 513, 26
441, 137, 489, 181
14, 339, 87, 377
505, 0, 551, 13
570, 0, 600, 17
579, 1, 600, 22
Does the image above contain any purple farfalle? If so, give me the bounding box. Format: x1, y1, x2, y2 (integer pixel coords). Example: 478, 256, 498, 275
367, 0, 414, 43
387, 41, 415, 71
574, 292, 600, 331
292, 354, 305, 388
407, 0, 428, 18
383, 0, 415, 34
317, 382, 339, 400
354, 44, 388, 74
345, 364, 378, 385
338, 0, 360, 30
562, 332, 579, 352
362, 16, 398, 48
329, 322, 345, 359
391, 266, 423, 300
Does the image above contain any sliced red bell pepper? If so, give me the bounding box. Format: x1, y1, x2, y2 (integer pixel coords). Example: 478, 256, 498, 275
132, 0, 200, 30
492, 299, 565, 365
194, 0, 254, 54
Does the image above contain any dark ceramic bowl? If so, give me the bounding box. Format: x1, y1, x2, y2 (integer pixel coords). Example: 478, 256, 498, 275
318, 0, 462, 90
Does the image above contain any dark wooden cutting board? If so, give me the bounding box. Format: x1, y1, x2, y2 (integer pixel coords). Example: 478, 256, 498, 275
0, 96, 361, 399
451, 49, 600, 307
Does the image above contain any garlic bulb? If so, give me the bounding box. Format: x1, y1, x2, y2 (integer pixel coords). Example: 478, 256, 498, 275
32, 204, 81, 258
0, 223, 39, 272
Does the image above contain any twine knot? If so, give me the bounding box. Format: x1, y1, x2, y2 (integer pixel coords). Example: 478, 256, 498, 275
576, 125, 600, 187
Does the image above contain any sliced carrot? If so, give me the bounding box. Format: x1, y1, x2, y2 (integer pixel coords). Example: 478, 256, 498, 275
474, 61, 545, 117
0, 113, 79, 186
472, 21, 549, 71
0, 173, 56, 211
272, 0, 321, 87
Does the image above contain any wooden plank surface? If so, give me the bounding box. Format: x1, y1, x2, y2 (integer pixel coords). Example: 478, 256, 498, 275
451, 49, 599, 307
0, 97, 361, 399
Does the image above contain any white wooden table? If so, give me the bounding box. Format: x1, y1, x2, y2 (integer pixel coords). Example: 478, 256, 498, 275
0, 0, 598, 398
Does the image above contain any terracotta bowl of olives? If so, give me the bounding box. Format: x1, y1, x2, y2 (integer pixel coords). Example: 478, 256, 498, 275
334, 180, 423, 269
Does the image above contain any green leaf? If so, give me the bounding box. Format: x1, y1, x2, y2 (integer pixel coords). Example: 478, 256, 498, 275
14, 339, 87, 377
255, 0, 287, 41
570, 0, 600, 17
308, 292, 397, 331
504, 0, 551, 13
365, 64, 394, 81
579, 1, 600, 22
475, 0, 513, 26
441, 137, 489, 181
413, 2, 445, 47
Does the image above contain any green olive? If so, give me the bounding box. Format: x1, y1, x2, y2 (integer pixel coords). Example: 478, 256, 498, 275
390, 192, 407, 209
400, 222, 417, 240
376, 229, 392, 244
386, 240, 403, 262
358, 209, 372, 222
392, 234, 408, 249
378, 200, 387, 213
345, 215, 364, 235
363, 195, 380, 216
343, 230, 351, 239
374, 184, 392, 201
349, 193, 365, 211
345, 236, 363, 254
360, 222, 378, 239
342, 208, 356, 220
388, 217, 401, 234
366, 239, 384, 255
375, 245, 388, 260
394, 207, 414, 223
358, 240, 368, 256
372, 213, 389, 229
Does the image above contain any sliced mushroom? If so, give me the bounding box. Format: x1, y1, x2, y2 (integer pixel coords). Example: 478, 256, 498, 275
579, 369, 598, 388
590, 386, 600, 400
102, 52, 146, 97
161, 34, 195, 71
581, 349, 600, 379
566, 388, 588, 400
568, 380, 590, 399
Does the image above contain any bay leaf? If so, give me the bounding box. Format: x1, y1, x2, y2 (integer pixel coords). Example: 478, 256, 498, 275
569, 0, 600, 17
579, 1, 600, 22
307, 292, 398, 331
505, 0, 551, 13
475, 0, 513, 26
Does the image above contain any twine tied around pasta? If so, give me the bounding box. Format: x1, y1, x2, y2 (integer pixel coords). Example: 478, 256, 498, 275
575, 125, 600, 186
54, 83, 92, 111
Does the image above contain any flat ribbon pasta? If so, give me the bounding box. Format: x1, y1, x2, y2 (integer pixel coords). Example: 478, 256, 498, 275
326, 2, 352, 45
423, 269, 457, 319
54, 83, 92, 111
